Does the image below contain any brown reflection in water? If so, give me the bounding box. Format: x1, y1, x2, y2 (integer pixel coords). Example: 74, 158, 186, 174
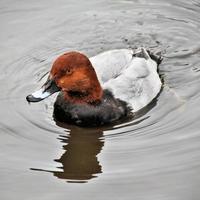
31, 123, 104, 183
54, 125, 104, 183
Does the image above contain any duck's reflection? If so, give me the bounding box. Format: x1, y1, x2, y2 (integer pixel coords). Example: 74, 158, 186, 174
53, 124, 104, 183
31, 97, 158, 183
31, 122, 104, 183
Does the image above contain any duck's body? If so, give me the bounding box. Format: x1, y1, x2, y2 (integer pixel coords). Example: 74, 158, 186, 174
26, 48, 162, 126
90, 49, 162, 112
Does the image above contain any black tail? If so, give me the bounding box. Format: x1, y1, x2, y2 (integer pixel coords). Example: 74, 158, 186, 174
147, 50, 163, 65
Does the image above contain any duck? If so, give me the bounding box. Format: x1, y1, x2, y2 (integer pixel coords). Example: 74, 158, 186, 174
26, 48, 162, 126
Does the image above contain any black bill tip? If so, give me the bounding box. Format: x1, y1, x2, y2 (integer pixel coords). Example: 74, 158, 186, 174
26, 94, 43, 103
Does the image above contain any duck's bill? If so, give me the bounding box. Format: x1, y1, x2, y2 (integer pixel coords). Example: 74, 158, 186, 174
26, 78, 60, 103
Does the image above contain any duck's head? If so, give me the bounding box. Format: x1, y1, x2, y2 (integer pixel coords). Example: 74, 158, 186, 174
26, 52, 103, 104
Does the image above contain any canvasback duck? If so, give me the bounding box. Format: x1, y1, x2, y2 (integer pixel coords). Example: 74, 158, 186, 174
26, 48, 162, 126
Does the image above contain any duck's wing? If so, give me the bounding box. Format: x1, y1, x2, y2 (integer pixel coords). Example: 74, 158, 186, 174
89, 49, 134, 84
102, 48, 162, 112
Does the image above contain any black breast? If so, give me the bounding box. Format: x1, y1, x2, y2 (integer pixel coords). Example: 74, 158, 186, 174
53, 90, 130, 126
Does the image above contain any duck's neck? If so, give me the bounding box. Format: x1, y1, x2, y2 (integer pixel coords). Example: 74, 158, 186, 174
63, 72, 103, 105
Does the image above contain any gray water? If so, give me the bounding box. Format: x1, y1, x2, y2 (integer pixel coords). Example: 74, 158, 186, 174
1, 0, 200, 199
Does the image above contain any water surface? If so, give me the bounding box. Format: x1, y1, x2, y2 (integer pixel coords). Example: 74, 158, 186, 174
1, 0, 200, 199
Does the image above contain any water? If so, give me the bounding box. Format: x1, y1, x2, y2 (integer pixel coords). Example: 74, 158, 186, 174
1, 0, 200, 199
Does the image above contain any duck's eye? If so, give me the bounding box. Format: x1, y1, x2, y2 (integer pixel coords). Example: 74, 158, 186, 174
66, 69, 72, 75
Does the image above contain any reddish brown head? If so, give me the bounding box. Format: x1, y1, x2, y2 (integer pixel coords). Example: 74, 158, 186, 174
26, 52, 103, 104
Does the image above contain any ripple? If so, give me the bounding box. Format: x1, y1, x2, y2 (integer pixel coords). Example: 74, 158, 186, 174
6, 0, 200, 148
1, 1, 200, 198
